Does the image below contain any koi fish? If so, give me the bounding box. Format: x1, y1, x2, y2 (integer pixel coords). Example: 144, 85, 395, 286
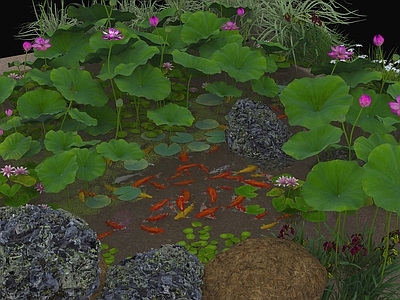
149, 181, 168, 189
209, 171, 232, 179
209, 165, 231, 175
235, 203, 247, 212
174, 202, 195, 220
150, 197, 171, 211
172, 179, 195, 186
176, 163, 199, 172
97, 230, 114, 240
139, 224, 164, 234
146, 213, 169, 222
197, 164, 209, 174
278, 114, 287, 120
226, 175, 244, 181
104, 184, 118, 192
275, 213, 292, 221
138, 192, 153, 199
132, 173, 161, 187
105, 220, 126, 230
195, 206, 220, 219
181, 189, 191, 202
218, 185, 233, 190
226, 195, 245, 209
176, 195, 186, 211
166, 171, 184, 180
233, 164, 258, 175
179, 148, 189, 162
78, 190, 85, 202
241, 179, 271, 188
207, 144, 221, 154
207, 187, 217, 204
254, 211, 269, 219
270, 105, 281, 113
260, 221, 279, 230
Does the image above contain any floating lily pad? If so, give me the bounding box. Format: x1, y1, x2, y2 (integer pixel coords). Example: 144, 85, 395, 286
124, 158, 149, 171
195, 119, 219, 130
245, 204, 266, 215
187, 141, 210, 152
140, 131, 165, 141
195, 93, 224, 106
235, 185, 258, 198
205, 130, 225, 143
113, 186, 142, 201
170, 132, 195, 143
85, 195, 112, 208
154, 142, 181, 156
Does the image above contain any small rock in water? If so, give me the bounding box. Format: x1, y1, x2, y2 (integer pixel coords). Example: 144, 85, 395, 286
225, 98, 293, 170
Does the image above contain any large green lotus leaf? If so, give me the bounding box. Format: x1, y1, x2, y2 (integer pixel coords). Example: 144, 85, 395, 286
34, 29, 92, 68
303, 160, 366, 212
114, 64, 171, 101
354, 133, 398, 162
387, 81, 400, 99
147, 103, 195, 127
17, 88, 67, 120
82, 105, 117, 136
96, 139, 144, 162
25, 69, 53, 86
50, 67, 108, 106
204, 81, 241, 97
346, 88, 396, 134
124, 158, 149, 171
362, 144, 400, 214
171, 50, 221, 75
44, 130, 83, 154
180, 11, 225, 45
0, 132, 32, 160
282, 125, 343, 160
212, 43, 266, 82
199, 31, 243, 59
68, 4, 134, 23
69, 148, 106, 182
98, 40, 159, 80
339, 70, 382, 88
35, 151, 79, 193
251, 76, 279, 98
279, 75, 352, 129
0, 76, 16, 104
310, 58, 377, 76
68, 108, 98, 126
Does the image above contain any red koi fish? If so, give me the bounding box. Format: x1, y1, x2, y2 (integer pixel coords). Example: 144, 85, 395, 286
275, 213, 292, 221
207, 144, 221, 154
176, 163, 199, 172
181, 189, 191, 202
150, 197, 171, 212
146, 213, 169, 222
173, 179, 195, 186
133, 173, 161, 187
235, 203, 246, 212
254, 211, 269, 219
139, 224, 164, 234
207, 187, 217, 204
209, 171, 232, 179
149, 181, 168, 189
241, 179, 271, 188
176, 195, 186, 211
105, 220, 126, 230
218, 185, 233, 191
226, 195, 245, 209
195, 206, 220, 219
270, 105, 281, 113
197, 164, 209, 174
278, 114, 287, 120
179, 148, 189, 162
97, 230, 114, 240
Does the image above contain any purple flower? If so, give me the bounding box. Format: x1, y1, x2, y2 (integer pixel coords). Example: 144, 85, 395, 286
323, 241, 338, 252
102, 28, 124, 40
1, 165, 15, 178
389, 96, 400, 116
23, 41, 32, 52
8, 73, 23, 80
149, 16, 159, 27
275, 175, 299, 187
327, 45, 353, 61
221, 21, 239, 30
5, 109, 12, 117
14, 166, 29, 175
311, 13, 322, 26
35, 182, 46, 194
359, 94, 371, 107
32, 37, 51, 51
189, 87, 198, 93
162, 62, 174, 71
373, 34, 384, 47
237, 7, 245, 16
275, 176, 288, 186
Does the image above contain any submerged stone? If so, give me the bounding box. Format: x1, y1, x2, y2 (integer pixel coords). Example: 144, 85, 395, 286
225, 98, 293, 169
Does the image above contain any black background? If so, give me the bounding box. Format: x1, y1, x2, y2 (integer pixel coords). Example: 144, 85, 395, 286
1, 0, 397, 58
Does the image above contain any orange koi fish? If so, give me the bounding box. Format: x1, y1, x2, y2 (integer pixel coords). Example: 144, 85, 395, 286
235, 203, 246, 212
150, 197, 171, 211
207, 187, 217, 204
260, 221, 279, 230
176, 195, 186, 211
105, 220, 126, 230
97, 230, 114, 240
270, 105, 281, 113
254, 211, 269, 219
241, 179, 271, 188
149, 181, 168, 189
181, 189, 191, 202
139, 224, 164, 234
226, 195, 245, 209
146, 213, 169, 222
209, 171, 232, 179
197, 164, 209, 174
207, 144, 221, 154
172, 179, 195, 186
218, 185, 233, 191
275, 213, 292, 221
166, 171, 184, 180
133, 173, 161, 187
226, 175, 245, 181
195, 206, 220, 219
278, 114, 287, 119
176, 163, 199, 172
179, 148, 189, 162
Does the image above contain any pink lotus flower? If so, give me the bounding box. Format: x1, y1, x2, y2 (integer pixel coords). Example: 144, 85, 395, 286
237, 7, 245, 16
373, 34, 384, 47
389, 96, 400, 116
150, 16, 159, 27
102, 28, 124, 40
221, 21, 239, 30
327, 45, 353, 61
359, 94, 371, 107
32, 37, 51, 51
5, 109, 13, 117
23, 41, 32, 52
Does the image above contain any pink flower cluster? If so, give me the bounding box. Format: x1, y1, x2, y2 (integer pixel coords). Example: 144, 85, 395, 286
327, 45, 353, 61
23, 37, 51, 52
275, 175, 299, 187
1, 165, 29, 178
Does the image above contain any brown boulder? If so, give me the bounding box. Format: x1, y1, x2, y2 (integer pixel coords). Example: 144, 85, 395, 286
202, 237, 327, 300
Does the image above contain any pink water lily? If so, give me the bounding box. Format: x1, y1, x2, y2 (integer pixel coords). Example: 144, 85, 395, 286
359, 94, 371, 107
221, 21, 239, 30
389, 96, 400, 116
32, 37, 51, 51
327, 45, 353, 61
102, 28, 124, 40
